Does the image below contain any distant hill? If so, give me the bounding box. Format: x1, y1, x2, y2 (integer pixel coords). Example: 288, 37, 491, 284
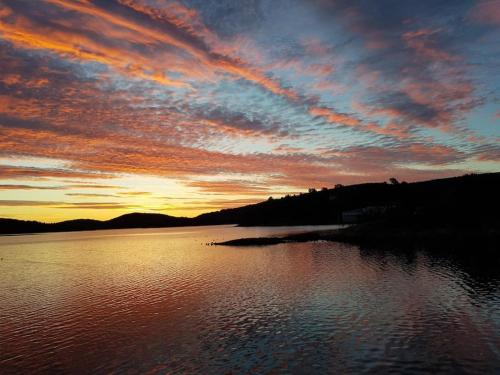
104, 212, 191, 229
0, 213, 191, 235
1, 172, 499, 235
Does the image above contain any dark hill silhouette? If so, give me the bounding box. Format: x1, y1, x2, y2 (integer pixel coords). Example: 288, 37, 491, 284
1, 172, 499, 235
195, 172, 500, 227
104, 213, 191, 228
0, 213, 191, 234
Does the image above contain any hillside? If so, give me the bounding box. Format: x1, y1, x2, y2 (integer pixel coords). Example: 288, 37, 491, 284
196, 172, 500, 227
1, 172, 499, 235
0, 213, 190, 235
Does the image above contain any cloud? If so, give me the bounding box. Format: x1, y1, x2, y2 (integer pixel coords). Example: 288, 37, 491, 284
0, 165, 113, 180
117, 191, 152, 196
65, 193, 118, 198
0, 184, 64, 190
469, 0, 500, 25
55, 202, 137, 209
0, 200, 62, 206
402, 28, 459, 62
309, 0, 486, 134
0, 199, 137, 210
0, 0, 297, 97
309, 106, 360, 127
187, 180, 272, 195
66, 184, 124, 189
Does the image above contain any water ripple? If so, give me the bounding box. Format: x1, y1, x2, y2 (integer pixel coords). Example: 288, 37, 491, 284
1, 226, 499, 374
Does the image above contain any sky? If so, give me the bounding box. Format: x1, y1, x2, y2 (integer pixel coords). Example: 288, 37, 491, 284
0, 0, 499, 221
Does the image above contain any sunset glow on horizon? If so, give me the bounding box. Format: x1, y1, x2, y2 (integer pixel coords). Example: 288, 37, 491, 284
0, 0, 499, 221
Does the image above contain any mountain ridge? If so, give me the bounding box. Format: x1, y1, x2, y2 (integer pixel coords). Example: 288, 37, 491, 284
1, 172, 499, 235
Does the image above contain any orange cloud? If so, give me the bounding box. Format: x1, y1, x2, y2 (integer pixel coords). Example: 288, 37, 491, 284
0, 184, 64, 190
187, 180, 272, 195
0, 165, 114, 180
309, 106, 360, 127
364, 122, 412, 139
0, 14, 190, 88
30, 0, 295, 98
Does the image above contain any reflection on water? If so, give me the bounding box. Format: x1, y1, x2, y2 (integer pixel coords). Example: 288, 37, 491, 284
1, 225, 499, 374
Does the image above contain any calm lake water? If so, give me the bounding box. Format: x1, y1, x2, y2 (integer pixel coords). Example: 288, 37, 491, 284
1, 225, 499, 374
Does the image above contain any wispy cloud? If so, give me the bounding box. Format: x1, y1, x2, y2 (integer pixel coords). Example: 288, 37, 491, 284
0, 184, 64, 190
65, 193, 118, 198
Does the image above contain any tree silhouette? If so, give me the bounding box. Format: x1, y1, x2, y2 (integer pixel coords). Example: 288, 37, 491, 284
389, 178, 399, 185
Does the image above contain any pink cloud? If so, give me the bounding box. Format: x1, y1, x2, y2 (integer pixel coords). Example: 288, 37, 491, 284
402, 29, 459, 62
470, 0, 500, 25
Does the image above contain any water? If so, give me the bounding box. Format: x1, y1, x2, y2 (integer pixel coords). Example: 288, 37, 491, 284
1, 225, 499, 374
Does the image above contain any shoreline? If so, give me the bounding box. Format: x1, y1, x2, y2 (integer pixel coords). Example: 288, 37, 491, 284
0, 223, 344, 237
215, 222, 500, 252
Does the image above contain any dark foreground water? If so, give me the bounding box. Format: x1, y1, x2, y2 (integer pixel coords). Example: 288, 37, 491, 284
1, 225, 499, 374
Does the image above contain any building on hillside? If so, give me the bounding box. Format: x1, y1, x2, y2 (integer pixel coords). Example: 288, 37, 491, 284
341, 206, 387, 223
